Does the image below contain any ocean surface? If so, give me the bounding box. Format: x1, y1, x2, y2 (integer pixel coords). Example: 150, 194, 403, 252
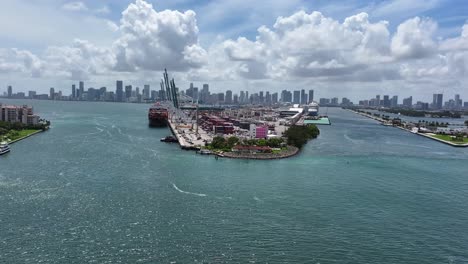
1, 99, 468, 263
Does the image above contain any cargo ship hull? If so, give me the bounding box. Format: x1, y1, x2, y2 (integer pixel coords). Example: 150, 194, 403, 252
148, 104, 169, 127
148, 118, 168, 127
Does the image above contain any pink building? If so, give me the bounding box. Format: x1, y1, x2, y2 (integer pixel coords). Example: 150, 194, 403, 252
255, 126, 268, 139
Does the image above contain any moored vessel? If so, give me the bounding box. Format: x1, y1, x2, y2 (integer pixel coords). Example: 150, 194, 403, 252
0, 141, 10, 155
148, 103, 169, 127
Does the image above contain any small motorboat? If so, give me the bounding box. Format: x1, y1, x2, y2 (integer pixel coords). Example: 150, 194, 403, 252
160, 136, 178, 143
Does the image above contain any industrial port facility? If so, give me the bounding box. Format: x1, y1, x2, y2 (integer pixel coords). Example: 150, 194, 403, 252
149, 70, 329, 156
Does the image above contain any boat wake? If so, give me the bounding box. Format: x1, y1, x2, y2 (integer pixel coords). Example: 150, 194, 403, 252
171, 182, 207, 197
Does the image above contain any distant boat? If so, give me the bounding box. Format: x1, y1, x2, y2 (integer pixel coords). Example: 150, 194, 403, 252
197, 149, 212, 155
160, 136, 178, 143
0, 141, 10, 155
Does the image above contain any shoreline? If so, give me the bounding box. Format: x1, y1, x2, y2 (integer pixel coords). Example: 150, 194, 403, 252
166, 119, 307, 160
7, 128, 47, 145
217, 146, 300, 160
347, 109, 468, 148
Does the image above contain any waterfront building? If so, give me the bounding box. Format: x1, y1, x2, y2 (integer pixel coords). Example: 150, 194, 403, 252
50, 87, 55, 100
7, 86, 12, 98
72, 85, 76, 99
116, 81, 123, 102
143, 85, 150, 100
0, 104, 39, 125
125, 85, 132, 100
331, 97, 339, 105
79, 81, 84, 100
28, 91, 36, 99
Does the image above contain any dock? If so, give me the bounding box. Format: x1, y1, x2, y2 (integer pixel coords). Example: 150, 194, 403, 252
167, 119, 211, 150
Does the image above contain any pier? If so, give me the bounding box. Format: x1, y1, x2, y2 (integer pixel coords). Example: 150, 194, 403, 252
167, 118, 211, 150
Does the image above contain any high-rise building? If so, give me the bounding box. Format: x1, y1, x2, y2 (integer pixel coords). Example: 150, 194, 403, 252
265, 91, 271, 105
455, 94, 462, 109
7, 86, 12, 98
308, 89, 314, 103
383, 95, 390, 107
272, 93, 278, 104
300, 89, 307, 104
331, 97, 339, 105
116, 81, 123, 102
240, 91, 245, 104
293, 91, 300, 104
28, 91, 36, 99
79, 81, 84, 100
125, 85, 132, 99
49, 87, 55, 100
281, 90, 292, 103
433, 94, 443, 109
225, 90, 233, 104
391, 96, 398, 108
72, 84, 76, 99
233, 94, 239, 104
403, 96, 412, 108
143, 85, 150, 99
376, 95, 381, 106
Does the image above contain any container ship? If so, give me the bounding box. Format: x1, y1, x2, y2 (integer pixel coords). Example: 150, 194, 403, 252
148, 103, 169, 127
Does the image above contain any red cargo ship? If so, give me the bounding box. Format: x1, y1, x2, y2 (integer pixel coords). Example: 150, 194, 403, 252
148, 103, 169, 127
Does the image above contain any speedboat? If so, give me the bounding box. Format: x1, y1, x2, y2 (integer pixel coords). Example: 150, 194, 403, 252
0, 141, 10, 155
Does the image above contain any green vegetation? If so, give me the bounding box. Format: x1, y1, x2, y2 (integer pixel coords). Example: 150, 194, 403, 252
283, 125, 320, 149
432, 134, 468, 144
1, 129, 41, 142
207, 136, 285, 151
0, 120, 49, 142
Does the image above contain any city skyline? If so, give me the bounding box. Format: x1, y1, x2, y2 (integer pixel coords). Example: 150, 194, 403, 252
0, 0, 467, 100
2, 81, 467, 111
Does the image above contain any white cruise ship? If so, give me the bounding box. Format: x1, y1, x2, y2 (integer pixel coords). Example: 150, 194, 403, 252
0, 141, 10, 155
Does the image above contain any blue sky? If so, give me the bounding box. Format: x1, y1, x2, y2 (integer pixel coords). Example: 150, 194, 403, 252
0, 0, 467, 101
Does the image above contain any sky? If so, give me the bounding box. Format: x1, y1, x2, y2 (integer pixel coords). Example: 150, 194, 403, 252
0, 0, 467, 102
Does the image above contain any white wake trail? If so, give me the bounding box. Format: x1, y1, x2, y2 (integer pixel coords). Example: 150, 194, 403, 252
171, 182, 207, 197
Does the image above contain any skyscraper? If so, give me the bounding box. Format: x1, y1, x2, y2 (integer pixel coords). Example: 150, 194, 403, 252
72, 84, 76, 99
116, 81, 123, 102
308, 89, 314, 103
293, 90, 300, 104
433, 94, 443, 109
225, 90, 233, 104
125, 85, 132, 100
79, 81, 84, 100
391, 96, 398, 108
7, 86, 12, 98
403, 96, 412, 108
143, 85, 150, 99
300, 89, 306, 104
50, 87, 55, 100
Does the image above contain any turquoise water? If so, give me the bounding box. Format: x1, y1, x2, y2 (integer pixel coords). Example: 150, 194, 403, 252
1, 99, 468, 263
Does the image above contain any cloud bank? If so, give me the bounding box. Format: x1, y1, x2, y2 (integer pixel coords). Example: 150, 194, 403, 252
0, 0, 467, 98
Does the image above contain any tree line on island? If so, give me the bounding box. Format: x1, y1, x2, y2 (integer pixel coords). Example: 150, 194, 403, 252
207, 124, 320, 151
0, 120, 50, 141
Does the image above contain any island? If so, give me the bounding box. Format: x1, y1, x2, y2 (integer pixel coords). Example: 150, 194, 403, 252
0, 103, 50, 144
